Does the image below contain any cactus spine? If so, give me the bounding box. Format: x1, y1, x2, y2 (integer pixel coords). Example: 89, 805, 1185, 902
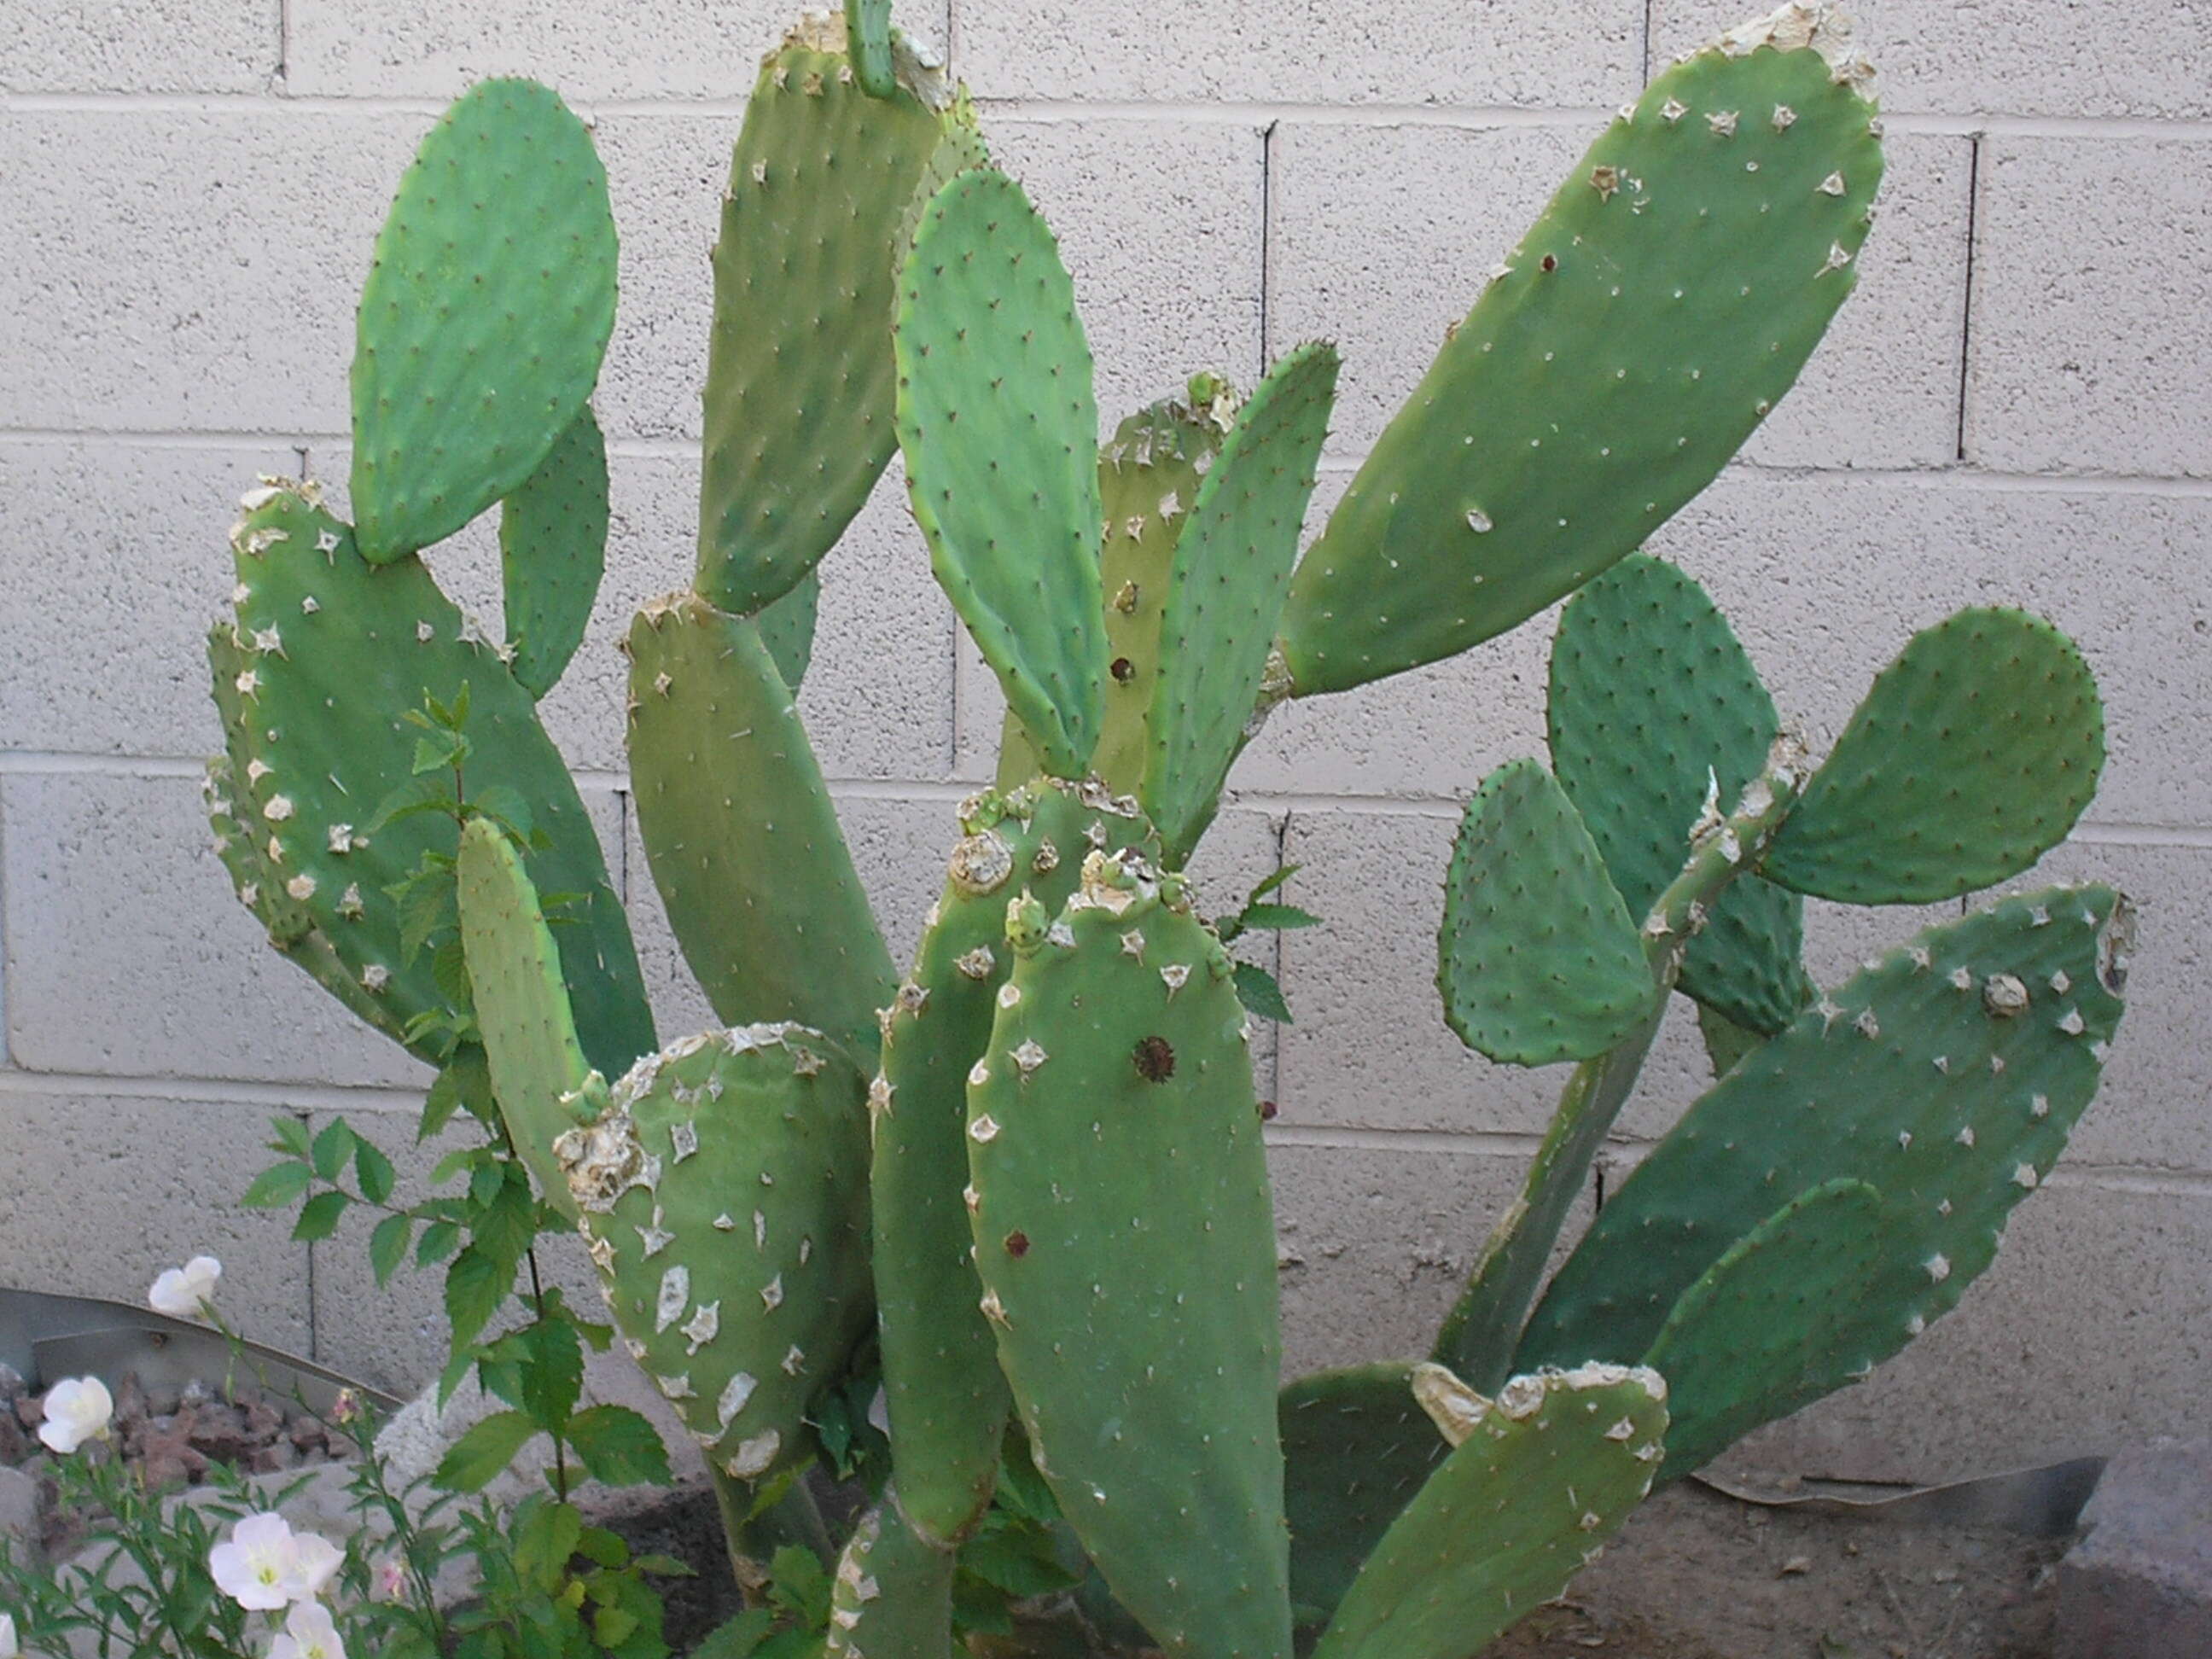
203, 5, 2132, 1653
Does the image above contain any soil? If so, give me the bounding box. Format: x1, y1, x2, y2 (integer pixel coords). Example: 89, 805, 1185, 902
0, 1366, 357, 1563
1486, 1481, 2064, 1659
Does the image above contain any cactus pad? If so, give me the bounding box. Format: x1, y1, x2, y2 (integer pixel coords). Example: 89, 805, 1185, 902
1279, 1365, 1452, 1628
455, 818, 595, 1222
698, 30, 954, 614
1549, 554, 1813, 1033
756, 565, 823, 694
1278, 20, 1883, 696
1520, 886, 2132, 1394
845, 0, 896, 99
1642, 1178, 1885, 1480
499, 408, 608, 701
1766, 608, 2105, 905
626, 593, 894, 1062
218, 484, 655, 1078
897, 167, 1106, 777
967, 853, 1289, 1659
560, 1023, 874, 1487
351, 79, 616, 564
1145, 344, 1339, 861
1310, 1363, 1668, 1659
825, 1490, 958, 1659
873, 781, 1156, 1545
1437, 760, 1653, 1067
1081, 384, 1238, 796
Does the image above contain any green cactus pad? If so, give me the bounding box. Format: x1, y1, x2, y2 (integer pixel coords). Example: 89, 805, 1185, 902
757, 565, 823, 693
1548, 554, 1813, 1034
1310, 1363, 1668, 1659
873, 781, 1157, 1546
1080, 384, 1239, 796
1519, 887, 2133, 1400
825, 1490, 957, 1659
1280, 1365, 1452, 1629
455, 818, 595, 1223
1278, 25, 1883, 696
1643, 1178, 1885, 1480
845, 0, 896, 98
896, 167, 1106, 777
1766, 609, 2105, 905
967, 854, 1289, 1659
1144, 344, 1339, 862
1437, 760, 1653, 1067
698, 29, 954, 614
1695, 1002, 1765, 1080
562, 1023, 874, 1487
626, 593, 894, 1062
219, 485, 655, 1079
499, 408, 608, 701
350, 79, 616, 564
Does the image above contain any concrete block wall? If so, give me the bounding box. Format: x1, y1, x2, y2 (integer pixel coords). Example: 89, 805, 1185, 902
1, 0, 2207, 1484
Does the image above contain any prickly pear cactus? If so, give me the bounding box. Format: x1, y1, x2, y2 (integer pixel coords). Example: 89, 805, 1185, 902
202, 4, 2135, 1654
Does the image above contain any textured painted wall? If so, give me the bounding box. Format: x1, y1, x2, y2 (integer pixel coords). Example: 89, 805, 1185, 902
2, 0, 2208, 1484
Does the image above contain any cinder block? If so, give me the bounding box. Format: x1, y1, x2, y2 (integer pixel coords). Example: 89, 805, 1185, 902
1969, 137, 2212, 479
955, 0, 1640, 108
0, 0, 278, 95
1, 770, 430, 1087
1712, 1177, 2212, 1485
1276, 806, 1568, 1135
986, 119, 1266, 423
2059, 1441, 2212, 1659
1650, 1, 2212, 121
0, 108, 392, 435
584, 112, 728, 446
1268, 1137, 1592, 1379
0, 1083, 312, 1353
1646, 472, 2212, 830
287, 0, 950, 100
0, 439, 309, 760
1267, 122, 1964, 469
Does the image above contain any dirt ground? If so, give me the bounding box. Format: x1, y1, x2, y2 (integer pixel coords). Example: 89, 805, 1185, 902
1487, 1481, 2063, 1659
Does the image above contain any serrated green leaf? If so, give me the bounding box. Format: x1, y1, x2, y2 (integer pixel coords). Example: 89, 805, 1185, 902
445, 1245, 510, 1350
416, 1218, 463, 1266
240, 1161, 311, 1209
1248, 864, 1301, 903
519, 1317, 585, 1433
292, 1189, 350, 1243
434, 1408, 538, 1493
1233, 959, 1295, 1025
269, 1115, 312, 1160
693, 1610, 774, 1659
370, 1212, 412, 1287
1239, 903, 1321, 932
310, 1119, 358, 1183
354, 1137, 397, 1206
471, 783, 534, 841
565, 1406, 672, 1488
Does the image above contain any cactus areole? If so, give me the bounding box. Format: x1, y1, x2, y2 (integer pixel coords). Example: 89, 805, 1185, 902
204, 4, 2128, 1652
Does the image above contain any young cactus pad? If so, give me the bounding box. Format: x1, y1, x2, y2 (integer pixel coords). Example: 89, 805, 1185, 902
966, 852, 1289, 1659
557, 1024, 874, 1486
1309, 1364, 1668, 1659
350, 79, 617, 565
1548, 553, 1813, 1034
871, 780, 1157, 1546
1520, 887, 2131, 1412
697, 26, 960, 614
897, 167, 1106, 777
1278, 9, 1882, 696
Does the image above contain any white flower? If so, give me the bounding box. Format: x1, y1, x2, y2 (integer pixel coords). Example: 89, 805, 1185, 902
266, 1601, 346, 1659
148, 1255, 224, 1320
208, 1513, 341, 1611
37, 1377, 113, 1454
0, 1610, 18, 1658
